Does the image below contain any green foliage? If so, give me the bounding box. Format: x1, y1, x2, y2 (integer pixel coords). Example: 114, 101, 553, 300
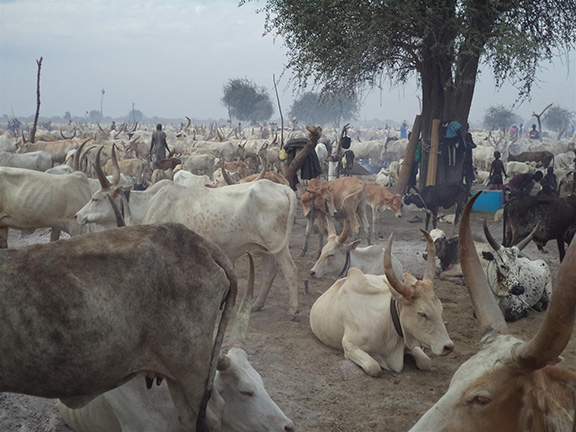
221, 78, 274, 123
289, 91, 358, 126
543, 106, 575, 131
127, 110, 145, 123
88, 110, 102, 123
483, 105, 521, 129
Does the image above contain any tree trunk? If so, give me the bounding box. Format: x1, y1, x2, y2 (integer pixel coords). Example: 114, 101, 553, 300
30, 57, 43, 144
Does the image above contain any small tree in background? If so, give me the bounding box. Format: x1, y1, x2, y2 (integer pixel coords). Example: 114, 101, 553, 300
222, 78, 274, 124
543, 105, 574, 139
289, 91, 359, 127
483, 105, 521, 130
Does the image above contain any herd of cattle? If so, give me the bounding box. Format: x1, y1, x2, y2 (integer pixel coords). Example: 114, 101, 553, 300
1, 121, 576, 431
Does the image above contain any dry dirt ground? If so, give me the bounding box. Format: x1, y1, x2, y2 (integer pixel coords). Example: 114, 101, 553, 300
1, 185, 574, 432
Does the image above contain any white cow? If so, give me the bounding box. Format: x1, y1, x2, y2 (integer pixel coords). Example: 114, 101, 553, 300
505, 160, 536, 176
0, 167, 92, 248
310, 230, 454, 376
0, 131, 20, 152
173, 170, 213, 188
0, 150, 53, 171
309, 224, 404, 279
75, 155, 301, 314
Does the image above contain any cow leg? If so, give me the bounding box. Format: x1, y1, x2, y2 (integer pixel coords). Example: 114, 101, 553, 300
341, 194, 361, 236
299, 213, 313, 257
0, 227, 7, 248
50, 228, 61, 242
276, 248, 301, 315
252, 254, 278, 312
357, 201, 371, 245
342, 338, 382, 377
558, 238, 566, 262
371, 206, 379, 244
407, 346, 432, 371
315, 212, 325, 260
425, 213, 431, 231
166, 375, 206, 432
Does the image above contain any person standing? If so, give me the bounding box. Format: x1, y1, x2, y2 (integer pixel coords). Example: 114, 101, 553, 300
149, 124, 172, 167
489, 151, 507, 185
529, 124, 540, 140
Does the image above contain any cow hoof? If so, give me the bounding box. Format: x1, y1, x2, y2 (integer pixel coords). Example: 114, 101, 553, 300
284, 311, 300, 322
251, 303, 264, 312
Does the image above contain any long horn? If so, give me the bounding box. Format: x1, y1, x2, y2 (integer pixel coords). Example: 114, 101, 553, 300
483, 220, 501, 251
515, 225, 576, 370
337, 223, 350, 244
384, 233, 414, 297
228, 252, 255, 349
460, 193, 508, 335
120, 191, 133, 226
254, 151, 268, 181
184, 116, 191, 130
421, 229, 436, 281
515, 224, 539, 251
111, 144, 121, 185
94, 147, 111, 189
73, 138, 93, 172
106, 194, 125, 227
221, 165, 237, 185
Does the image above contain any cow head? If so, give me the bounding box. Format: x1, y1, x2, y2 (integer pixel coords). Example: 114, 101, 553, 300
385, 230, 454, 361
387, 193, 403, 217
299, 185, 336, 218
403, 192, 424, 209
480, 220, 536, 300
409, 192, 576, 432
309, 224, 361, 279
75, 146, 126, 228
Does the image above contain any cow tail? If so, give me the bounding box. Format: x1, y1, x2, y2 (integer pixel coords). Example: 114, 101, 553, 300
197, 257, 238, 432
503, 202, 508, 247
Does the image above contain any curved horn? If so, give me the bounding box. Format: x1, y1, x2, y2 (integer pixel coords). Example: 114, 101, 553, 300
460, 193, 508, 334
420, 229, 436, 281
337, 223, 350, 244
73, 138, 93, 172
228, 252, 255, 349
94, 147, 111, 190
254, 152, 268, 181
184, 116, 191, 130
60, 128, 76, 139
384, 233, 413, 297
97, 122, 107, 134
483, 220, 501, 251
110, 144, 121, 186
515, 224, 539, 251
221, 165, 237, 185
515, 224, 576, 370
106, 194, 125, 228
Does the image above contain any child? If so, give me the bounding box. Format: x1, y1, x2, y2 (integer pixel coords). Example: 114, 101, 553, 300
489, 151, 507, 185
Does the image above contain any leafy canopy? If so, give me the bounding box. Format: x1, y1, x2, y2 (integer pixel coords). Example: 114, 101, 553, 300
222, 78, 274, 123
483, 105, 521, 130
543, 106, 575, 131
289, 91, 359, 126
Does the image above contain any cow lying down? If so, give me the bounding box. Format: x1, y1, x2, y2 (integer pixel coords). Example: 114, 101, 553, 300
310, 230, 454, 376
59, 255, 294, 432
429, 225, 551, 322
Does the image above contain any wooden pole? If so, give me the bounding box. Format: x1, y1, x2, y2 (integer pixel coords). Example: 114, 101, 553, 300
426, 119, 441, 186
395, 115, 421, 195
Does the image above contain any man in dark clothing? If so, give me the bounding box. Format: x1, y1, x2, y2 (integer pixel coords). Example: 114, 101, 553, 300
489, 151, 507, 185
508, 170, 543, 199
284, 138, 322, 191
539, 166, 558, 197
149, 124, 172, 168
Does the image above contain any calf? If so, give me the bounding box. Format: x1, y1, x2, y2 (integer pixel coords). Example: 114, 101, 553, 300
404, 182, 468, 231
310, 230, 454, 376
0, 223, 237, 431
504, 194, 576, 261
364, 182, 402, 242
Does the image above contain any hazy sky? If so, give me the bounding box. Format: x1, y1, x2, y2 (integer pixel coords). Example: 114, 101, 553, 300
1, 0, 575, 126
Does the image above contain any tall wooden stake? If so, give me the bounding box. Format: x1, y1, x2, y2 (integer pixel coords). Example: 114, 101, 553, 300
426, 119, 441, 186
395, 115, 421, 195
30, 57, 43, 144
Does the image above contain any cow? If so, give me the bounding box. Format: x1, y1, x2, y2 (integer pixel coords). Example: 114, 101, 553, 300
504, 194, 576, 261
75, 152, 300, 315
505, 160, 536, 176
57, 253, 295, 432
428, 224, 552, 322
0, 166, 92, 248
409, 192, 576, 432
309, 223, 404, 279
181, 154, 217, 179
507, 150, 554, 168
309, 229, 454, 376
0, 223, 237, 432
18, 138, 87, 164
0, 150, 53, 171
364, 182, 402, 242
403, 182, 468, 231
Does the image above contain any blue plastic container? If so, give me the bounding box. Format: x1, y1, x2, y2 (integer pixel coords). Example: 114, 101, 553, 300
472, 190, 504, 212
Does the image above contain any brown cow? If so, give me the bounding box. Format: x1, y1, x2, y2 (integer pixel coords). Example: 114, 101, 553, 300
364, 182, 403, 242
507, 151, 554, 168
409, 192, 576, 431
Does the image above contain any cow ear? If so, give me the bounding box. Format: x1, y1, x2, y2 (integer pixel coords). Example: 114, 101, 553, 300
482, 251, 494, 261
404, 273, 418, 286
217, 354, 231, 371
347, 240, 362, 251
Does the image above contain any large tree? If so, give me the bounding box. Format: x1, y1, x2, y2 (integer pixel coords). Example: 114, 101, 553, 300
244, 0, 576, 183
289, 91, 359, 127
222, 78, 274, 124
483, 105, 521, 130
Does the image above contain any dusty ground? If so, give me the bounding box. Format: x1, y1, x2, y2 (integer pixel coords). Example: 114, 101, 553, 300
1, 185, 574, 432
